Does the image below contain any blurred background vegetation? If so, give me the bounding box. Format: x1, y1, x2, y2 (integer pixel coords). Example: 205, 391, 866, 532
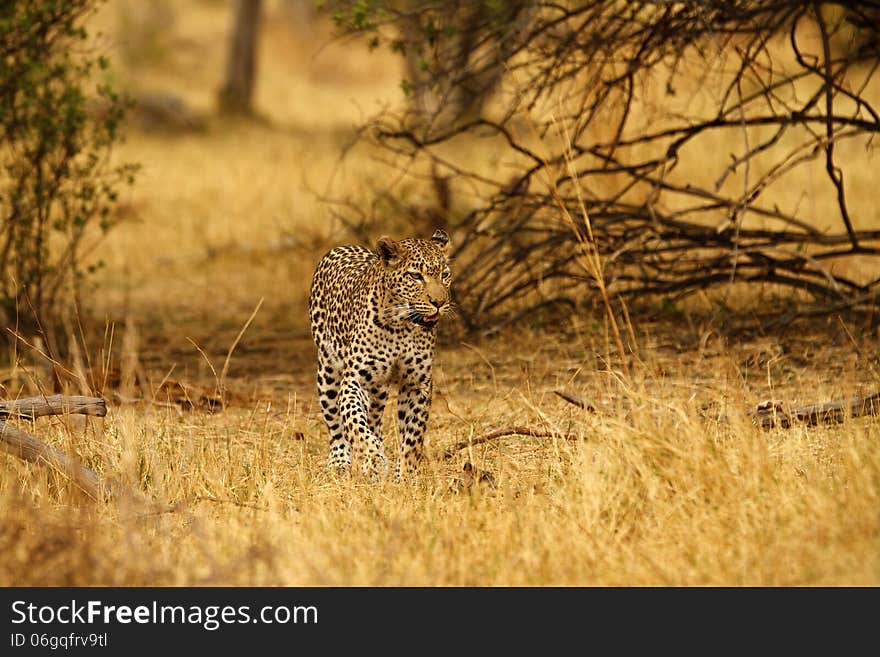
2, 0, 879, 374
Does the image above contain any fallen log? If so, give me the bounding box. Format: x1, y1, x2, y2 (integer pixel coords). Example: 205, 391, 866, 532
0, 395, 106, 421
0, 395, 106, 499
753, 390, 880, 430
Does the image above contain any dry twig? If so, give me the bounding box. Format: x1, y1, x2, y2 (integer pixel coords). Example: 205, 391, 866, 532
553, 390, 597, 412
442, 425, 581, 459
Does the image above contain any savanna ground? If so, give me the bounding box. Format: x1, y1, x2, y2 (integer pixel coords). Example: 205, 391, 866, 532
1, 1, 878, 586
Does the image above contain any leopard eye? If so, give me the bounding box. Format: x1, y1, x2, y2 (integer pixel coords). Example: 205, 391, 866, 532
408, 270, 424, 282
441, 268, 451, 282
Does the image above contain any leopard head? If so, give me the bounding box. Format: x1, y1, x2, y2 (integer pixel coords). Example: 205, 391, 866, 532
376, 229, 452, 328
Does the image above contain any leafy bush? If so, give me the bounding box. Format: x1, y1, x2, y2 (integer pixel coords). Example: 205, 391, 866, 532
0, 0, 136, 335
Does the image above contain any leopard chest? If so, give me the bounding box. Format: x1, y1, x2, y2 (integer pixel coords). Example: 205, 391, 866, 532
345, 322, 436, 388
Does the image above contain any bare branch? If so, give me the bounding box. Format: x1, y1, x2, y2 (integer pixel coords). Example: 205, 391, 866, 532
0, 395, 106, 421
328, 1, 880, 330
0, 419, 103, 499
442, 425, 581, 459
753, 390, 880, 429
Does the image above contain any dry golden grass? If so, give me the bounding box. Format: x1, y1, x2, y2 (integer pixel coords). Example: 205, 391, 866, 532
1, 1, 878, 587
2, 322, 879, 585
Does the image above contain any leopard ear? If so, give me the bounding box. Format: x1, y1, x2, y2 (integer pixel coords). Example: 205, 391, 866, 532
376, 236, 401, 266
431, 229, 450, 251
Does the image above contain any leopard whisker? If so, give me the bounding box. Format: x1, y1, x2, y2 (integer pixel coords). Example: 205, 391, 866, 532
382, 303, 414, 322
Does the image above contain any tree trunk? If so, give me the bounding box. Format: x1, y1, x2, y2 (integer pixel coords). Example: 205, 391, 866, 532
218, 0, 263, 115
399, 1, 531, 134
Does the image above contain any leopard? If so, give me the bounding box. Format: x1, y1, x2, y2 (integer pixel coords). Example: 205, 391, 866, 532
308, 229, 453, 480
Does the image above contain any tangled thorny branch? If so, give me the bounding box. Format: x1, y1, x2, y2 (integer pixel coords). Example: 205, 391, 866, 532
329, 1, 880, 334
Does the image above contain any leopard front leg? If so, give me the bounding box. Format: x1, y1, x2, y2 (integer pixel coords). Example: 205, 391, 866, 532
340, 374, 389, 481
317, 359, 350, 473
368, 389, 388, 444
394, 373, 432, 480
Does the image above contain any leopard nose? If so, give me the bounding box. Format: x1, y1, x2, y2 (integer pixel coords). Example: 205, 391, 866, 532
430, 298, 444, 310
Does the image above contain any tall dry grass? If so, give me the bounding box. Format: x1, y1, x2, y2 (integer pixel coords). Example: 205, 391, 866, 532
1, 1, 878, 587
2, 324, 878, 585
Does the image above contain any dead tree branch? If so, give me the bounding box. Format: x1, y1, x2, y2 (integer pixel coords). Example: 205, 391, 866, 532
0, 395, 106, 421
553, 390, 597, 412
0, 395, 106, 499
329, 1, 880, 333
753, 390, 880, 429
442, 425, 580, 459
